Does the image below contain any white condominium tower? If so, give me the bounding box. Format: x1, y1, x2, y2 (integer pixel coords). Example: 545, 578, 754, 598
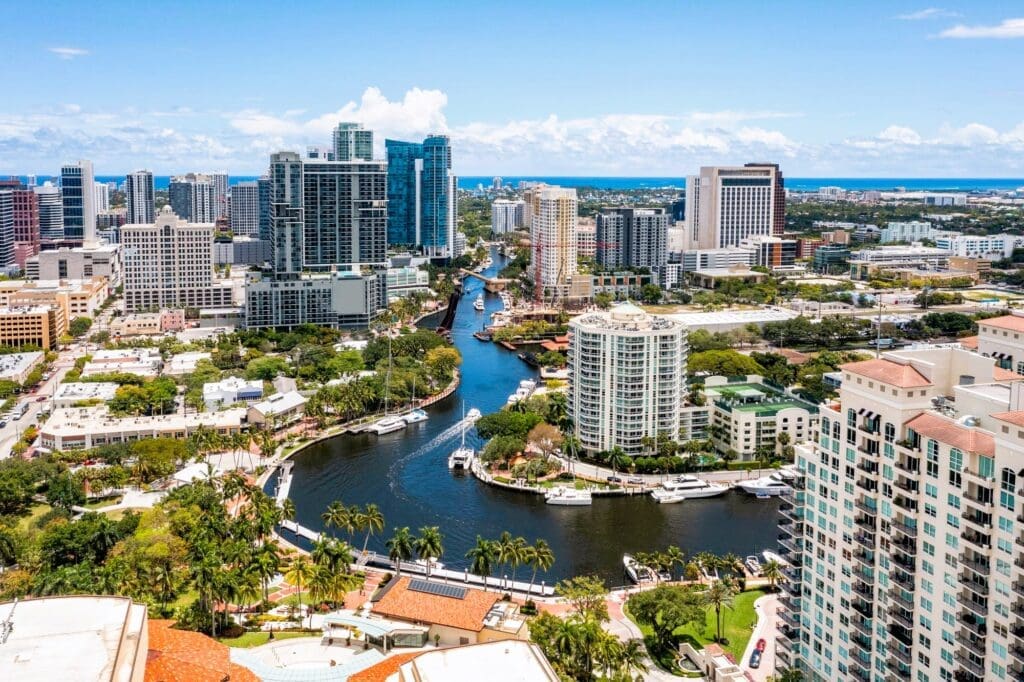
529, 186, 577, 297
93, 181, 109, 213
567, 302, 687, 455
684, 164, 783, 249
229, 181, 260, 236
491, 198, 524, 234
125, 170, 155, 225
779, 336, 1024, 682
121, 206, 233, 312
333, 122, 373, 161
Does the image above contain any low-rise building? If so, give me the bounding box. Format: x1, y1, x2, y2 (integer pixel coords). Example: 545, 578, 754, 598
0, 305, 65, 349
371, 577, 530, 646
394, 640, 559, 682
203, 376, 264, 410
880, 220, 934, 243
387, 266, 431, 299
0, 277, 111, 319
0, 350, 45, 384
689, 264, 767, 290
39, 405, 246, 450
703, 375, 818, 459
109, 310, 187, 337
978, 313, 1024, 374
26, 243, 123, 286
163, 351, 212, 376
53, 381, 120, 408
82, 348, 162, 378
247, 391, 307, 428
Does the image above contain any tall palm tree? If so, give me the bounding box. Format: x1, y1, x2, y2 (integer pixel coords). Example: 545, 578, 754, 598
762, 559, 784, 592
705, 577, 738, 643
619, 639, 647, 677
385, 527, 414, 576
414, 526, 444, 577
280, 497, 296, 522
357, 504, 385, 555
284, 555, 314, 625
322, 501, 349, 540
665, 545, 685, 581
527, 539, 555, 596
254, 542, 280, 605
507, 536, 529, 588
465, 536, 496, 591
606, 446, 630, 476
496, 531, 515, 583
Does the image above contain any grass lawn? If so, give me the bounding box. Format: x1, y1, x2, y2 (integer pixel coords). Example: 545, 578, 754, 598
84, 495, 123, 509
17, 503, 52, 532
277, 591, 311, 608
625, 589, 766, 670
217, 631, 316, 648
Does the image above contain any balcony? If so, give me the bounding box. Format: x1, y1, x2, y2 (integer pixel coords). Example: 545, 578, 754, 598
1015, 579, 1024, 597
961, 572, 989, 598
895, 453, 920, 473
961, 508, 993, 530
852, 564, 874, 584
893, 494, 918, 512
889, 587, 914, 611
778, 610, 799, 630
889, 643, 913, 666
961, 528, 992, 551
888, 606, 913, 629
893, 476, 919, 494
891, 568, 915, 591
778, 534, 800, 554
780, 594, 801, 613
850, 615, 873, 638
856, 476, 879, 493
960, 616, 987, 638
856, 459, 879, 475
852, 597, 874, 619
1012, 643, 1024, 664
852, 581, 874, 598
956, 652, 987, 679
1011, 662, 1024, 682
853, 548, 875, 568
891, 518, 918, 538
1015, 554, 1024, 570
891, 551, 915, 571
960, 553, 991, 577
849, 660, 872, 682
895, 438, 920, 452
964, 487, 995, 508
854, 498, 878, 516
892, 537, 917, 556
779, 504, 803, 523
854, 514, 876, 531
889, 623, 913, 647
960, 593, 989, 619
1014, 600, 1024, 619
853, 531, 875, 550
963, 467, 996, 487
850, 632, 872, 653
956, 634, 986, 660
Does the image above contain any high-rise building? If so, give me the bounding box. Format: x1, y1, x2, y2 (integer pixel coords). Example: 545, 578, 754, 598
595, 207, 668, 272
244, 145, 388, 330
333, 122, 373, 161
0, 179, 39, 268
257, 175, 271, 241
229, 181, 260, 236
491, 199, 524, 234
684, 165, 782, 249
0, 191, 15, 268
778, 343, 1024, 681
121, 206, 233, 312
567, 302, 687, 455
125, 170, 155, 224
745, 162, 785, 235
34, 183, 63, 242
168, 173, 216, 223
93, 181, 109, 214
386, 135, 457, 260
530, 186, 578, 296
210, 172, 229, 220
61, 160, 96, 244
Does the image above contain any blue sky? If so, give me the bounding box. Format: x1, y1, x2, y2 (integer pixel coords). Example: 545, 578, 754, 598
2, 1, 1023, 176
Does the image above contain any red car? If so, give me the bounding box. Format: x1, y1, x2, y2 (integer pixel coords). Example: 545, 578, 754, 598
756, 638, 767, 652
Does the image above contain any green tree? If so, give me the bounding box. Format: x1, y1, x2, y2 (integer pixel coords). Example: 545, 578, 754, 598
284, 555, 314, 623
321, 501, 349, 540
357, 504, 384, 555
385, 527, 414, 576
705, 577, 738, 642
465, 535, 496, 590
688, 350, 765, 376
68, 316, 93, 338
527, 539, 555, 596
414, 526, 444, 577
762, 559, 784, 592
555, 575, 609, 623
45, 472, 85, 512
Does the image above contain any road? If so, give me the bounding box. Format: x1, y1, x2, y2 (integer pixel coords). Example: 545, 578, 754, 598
0, 349, 74, 459
742, 593, 780, 681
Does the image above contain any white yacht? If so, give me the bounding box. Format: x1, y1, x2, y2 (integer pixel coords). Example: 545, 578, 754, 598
449, 405, 476, 471
367, 415, 406, 435
660, 475, 729, 499
473, 294, 485, 311
623, 554, 654, 583
745, 555, 763, 575
737, 473, 793, 497
465, 408, 482, 422
545, 486, 593, 506
506, 378, 538, 405
650, 488, 687, 504
402, 409, 428, 425
762, 550, 790, 567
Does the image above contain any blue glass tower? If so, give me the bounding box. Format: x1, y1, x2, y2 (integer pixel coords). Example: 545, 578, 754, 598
385, 136, 455, 259
385, 139, 423, 246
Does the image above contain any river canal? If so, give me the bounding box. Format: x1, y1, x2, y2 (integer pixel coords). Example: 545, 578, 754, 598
285, 248, 780, 584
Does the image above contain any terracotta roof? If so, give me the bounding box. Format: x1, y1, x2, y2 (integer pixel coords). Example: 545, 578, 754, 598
841, 358, 932, 388
349, 652, 422, 682
145, 620, 259, 682
960, 335, 979, 350
774, 348, 811, 365
372, 577, 498, 632
993, 366, 1024, 381
979, 315, 1024, 333
904, 413, 995, 456
992, 411, 1024, 428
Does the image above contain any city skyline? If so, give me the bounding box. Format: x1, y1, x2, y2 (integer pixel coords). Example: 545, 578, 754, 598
1, 1, 1023, 176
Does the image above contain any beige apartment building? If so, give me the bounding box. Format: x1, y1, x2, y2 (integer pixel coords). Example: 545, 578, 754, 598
0, 305, 65, 349
779, 344, 1024, 682
0, 276, 110, 319
528, 186, 578, 299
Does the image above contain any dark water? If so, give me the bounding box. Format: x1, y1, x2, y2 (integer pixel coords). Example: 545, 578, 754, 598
285, 248, 780, 583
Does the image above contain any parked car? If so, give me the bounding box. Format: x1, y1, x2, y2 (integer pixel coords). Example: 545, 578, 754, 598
606, 476, 623, 484
627, 477, 644, 485
749, 649, 762, 669
756, 638, 766, 652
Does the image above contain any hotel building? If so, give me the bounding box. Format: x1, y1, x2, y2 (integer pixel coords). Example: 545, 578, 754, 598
684, 165, 783, 249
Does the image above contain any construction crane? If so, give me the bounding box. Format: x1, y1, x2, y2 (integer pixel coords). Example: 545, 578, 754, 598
532, 237, 620, 308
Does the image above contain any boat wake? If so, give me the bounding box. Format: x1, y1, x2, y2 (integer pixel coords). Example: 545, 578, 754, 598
385, 416, 480, 485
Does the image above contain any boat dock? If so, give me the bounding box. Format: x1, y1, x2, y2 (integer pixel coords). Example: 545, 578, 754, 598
277, 520, 555, 596
274, 461, 294, 505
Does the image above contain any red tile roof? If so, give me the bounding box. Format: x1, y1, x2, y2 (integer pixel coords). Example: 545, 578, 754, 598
960, 335, 979, 350
372, 577, 498, 632
993, 411, 1024, 428
349, 652, 422, 682
145, 620, 259, 682
841, 358, 932, 388
904, 413, 995, 456
993, 366, 1024, 381
979, 315, 1024, 333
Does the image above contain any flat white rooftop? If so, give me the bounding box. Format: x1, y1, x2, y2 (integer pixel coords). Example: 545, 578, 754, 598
399, 640, 559, 682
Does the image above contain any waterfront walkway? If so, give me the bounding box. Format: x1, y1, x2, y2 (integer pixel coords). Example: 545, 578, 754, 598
743, 593, 781, 681
554, 455, 781, 488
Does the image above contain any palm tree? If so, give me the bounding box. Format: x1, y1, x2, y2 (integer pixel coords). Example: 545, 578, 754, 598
385, 527, 414, 576
254, 543, 280, 605
527, 539, 555, 596
414, 526, 444, 577
309, 563, 334, 613
664, 545, 685, 581
465, 536, 496, 590
322, 501, 349, 540
357, 504, 385, 555
495, 531, 514, 584
705, 577, 738, 643
619, 638, 647, 677
606, 446, 630, 476
507, 536, 529, 589
762, 559, 784, 592
235, 573, 262, 624
284, 555, 314, 625
280, 497, 296, 522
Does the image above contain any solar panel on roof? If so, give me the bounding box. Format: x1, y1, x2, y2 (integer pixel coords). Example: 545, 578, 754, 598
407, 579, 467, 599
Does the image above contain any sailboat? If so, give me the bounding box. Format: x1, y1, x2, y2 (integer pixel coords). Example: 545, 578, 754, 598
402, 375, 428, 424
368, 335, 406, 435
448, 403, 475, 470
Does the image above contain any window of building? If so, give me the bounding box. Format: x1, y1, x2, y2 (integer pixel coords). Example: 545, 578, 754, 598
926, 441, 939, 478
1001, 468, 1016, 511
949, 448, 962, 487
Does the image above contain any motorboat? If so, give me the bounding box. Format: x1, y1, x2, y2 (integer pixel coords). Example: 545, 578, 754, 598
367, 415, 406, 435
507, 378, 538, 405
465, 408, 482, 422
545, 486, 592, 506
473, 294, 485, 311
762, 550, 790, 567
660, 475, 729, 499
402, 409, 428, 424
745, 555, 762, 575
737, 473, 793, 496
449, 404, 476, 471
650, 488, 687, 504
623, 554, 654, 583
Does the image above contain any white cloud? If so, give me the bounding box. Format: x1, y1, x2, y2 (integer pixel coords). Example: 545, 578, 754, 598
896, 8, 958, 20
878, 125, 922, 145
48, 47, 90, 60
939, 17, 1024, 38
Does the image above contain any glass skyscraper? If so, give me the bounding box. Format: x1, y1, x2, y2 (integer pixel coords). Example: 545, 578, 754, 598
385, 135, 456, 260
60, 160, 95, 243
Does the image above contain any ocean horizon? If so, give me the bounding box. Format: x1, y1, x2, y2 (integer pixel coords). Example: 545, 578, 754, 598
14, 174, 1024, 193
